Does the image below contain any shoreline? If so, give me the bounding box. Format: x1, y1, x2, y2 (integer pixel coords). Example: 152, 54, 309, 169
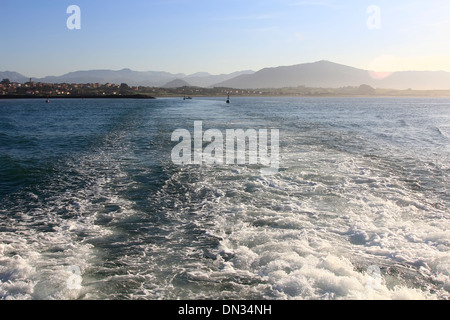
156, 94, 450, 99
0, 94, 156, 100
2, 94, 450, 100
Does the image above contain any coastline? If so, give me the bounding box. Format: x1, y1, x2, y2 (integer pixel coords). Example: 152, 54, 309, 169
2, 92, 450, 100
0, 94, 156, 100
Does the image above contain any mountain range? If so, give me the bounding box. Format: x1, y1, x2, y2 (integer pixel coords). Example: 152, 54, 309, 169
0, 69, 255, 88
214, 61, 450, 90
2, 61, 450, 90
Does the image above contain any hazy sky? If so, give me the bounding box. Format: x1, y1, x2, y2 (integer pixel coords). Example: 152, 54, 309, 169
1, 0, 450, 77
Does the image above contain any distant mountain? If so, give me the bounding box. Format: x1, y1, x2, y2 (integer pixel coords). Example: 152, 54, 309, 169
185, 70, 255, 87
30, 68, 255, 88
370, 71, 450, 90
162, 79, 192, 88
213, 61, 450, 90
213, 61, 366, 89
0, 71, 29, 83
37, 69, 186, 87
3, 61, 450, 90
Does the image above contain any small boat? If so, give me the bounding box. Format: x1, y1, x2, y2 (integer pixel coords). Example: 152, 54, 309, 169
184, 96, 192, 100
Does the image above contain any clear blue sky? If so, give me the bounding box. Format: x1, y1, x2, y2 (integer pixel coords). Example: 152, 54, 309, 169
1, 0, 449, 77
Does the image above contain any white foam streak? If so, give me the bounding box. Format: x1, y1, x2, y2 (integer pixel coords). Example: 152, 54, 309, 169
0, 147, 139, 299
195, 146, 450, 300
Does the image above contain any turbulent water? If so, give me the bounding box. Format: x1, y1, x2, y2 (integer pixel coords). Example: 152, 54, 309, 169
0, 97, 449, 300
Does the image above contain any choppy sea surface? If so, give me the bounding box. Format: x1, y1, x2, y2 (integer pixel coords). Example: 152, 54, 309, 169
0, 97, 449, 300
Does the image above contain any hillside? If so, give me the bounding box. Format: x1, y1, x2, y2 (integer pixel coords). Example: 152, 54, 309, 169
213, 61, 450, 90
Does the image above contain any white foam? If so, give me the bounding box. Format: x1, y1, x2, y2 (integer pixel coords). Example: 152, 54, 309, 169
2, 98, 449, 300
191, 144, 450, 300
0, 145, 143, 299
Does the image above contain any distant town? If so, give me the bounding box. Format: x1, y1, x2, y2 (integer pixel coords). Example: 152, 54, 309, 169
1, 78, 450, 99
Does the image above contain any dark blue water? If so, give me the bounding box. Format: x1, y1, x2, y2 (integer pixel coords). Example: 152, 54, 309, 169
0, 97, 449, 300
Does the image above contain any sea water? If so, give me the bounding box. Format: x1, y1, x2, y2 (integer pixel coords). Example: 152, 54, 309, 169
0, 97, 449, 300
